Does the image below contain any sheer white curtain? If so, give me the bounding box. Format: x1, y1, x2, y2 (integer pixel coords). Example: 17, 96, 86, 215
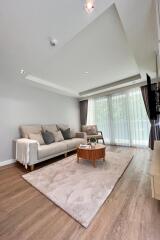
87, 87, 150, 147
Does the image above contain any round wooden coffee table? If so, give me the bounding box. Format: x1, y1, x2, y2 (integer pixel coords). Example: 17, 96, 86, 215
77, 144, 106, 168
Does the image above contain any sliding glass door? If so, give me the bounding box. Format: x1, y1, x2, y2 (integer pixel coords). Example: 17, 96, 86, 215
87, 88, 150, 147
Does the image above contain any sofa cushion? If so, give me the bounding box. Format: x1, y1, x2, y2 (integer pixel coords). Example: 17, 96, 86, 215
42, 124, 58, 135
20, 125, 42, 138
29, 133, 45, 145
57, 124, 77, 138
38, 142, 67, 159
63, 138, 87, 151
42, 131, 55, 145
57, 124, 69, 130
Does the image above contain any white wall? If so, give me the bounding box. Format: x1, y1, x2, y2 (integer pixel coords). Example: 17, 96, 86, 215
0, 80, 80, 162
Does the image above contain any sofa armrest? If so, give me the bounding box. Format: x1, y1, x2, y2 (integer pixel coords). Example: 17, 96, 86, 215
154, 141, 160, 151
28, 141, 38, 165
15, 138, 38, 166
75, 132, 87, 139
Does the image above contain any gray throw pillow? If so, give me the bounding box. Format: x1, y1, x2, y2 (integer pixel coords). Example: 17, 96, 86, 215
42, 131, 55, 144
60, 128, 71, 140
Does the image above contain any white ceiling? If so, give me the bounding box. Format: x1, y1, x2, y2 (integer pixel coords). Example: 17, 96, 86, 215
33, 4, 139, 93
116, 0, 157, 79
0, 0, 158, 97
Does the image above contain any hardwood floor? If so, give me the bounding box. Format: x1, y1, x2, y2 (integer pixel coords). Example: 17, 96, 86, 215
0, 146, 160, 240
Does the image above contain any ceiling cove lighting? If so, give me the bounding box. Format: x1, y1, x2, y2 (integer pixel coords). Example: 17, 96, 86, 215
84, 0, 95, 14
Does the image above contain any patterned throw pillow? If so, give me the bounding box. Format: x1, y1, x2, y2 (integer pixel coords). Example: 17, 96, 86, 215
60, 128, 71, 140
42, 131, 55, 145
29, 133, 45, 145
54, 131, 64, 142
86, 125, 98, 135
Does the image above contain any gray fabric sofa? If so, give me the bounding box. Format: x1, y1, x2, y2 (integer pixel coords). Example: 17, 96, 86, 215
16, 124, 87, 170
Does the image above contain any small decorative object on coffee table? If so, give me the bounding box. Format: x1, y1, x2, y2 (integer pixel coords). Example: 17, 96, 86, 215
77, 144, 106, 168
89, 137, 97, 147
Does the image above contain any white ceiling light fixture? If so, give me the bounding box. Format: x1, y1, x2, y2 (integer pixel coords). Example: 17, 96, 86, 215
20, 69, 25, 74
84, 0, 95, 14
49, 37, 58, 47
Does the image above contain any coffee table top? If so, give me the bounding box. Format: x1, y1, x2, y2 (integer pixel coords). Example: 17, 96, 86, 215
78, 144, 105, 151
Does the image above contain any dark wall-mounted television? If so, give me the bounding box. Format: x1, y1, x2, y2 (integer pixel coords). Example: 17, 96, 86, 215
146, 74, 159, 120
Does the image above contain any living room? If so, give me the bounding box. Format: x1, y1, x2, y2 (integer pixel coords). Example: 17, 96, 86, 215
0, 0, 160, 239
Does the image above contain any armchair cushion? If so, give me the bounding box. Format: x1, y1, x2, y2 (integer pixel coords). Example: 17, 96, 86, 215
82, 125, 98, 135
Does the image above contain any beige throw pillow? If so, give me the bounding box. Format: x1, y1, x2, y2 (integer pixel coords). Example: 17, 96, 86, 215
29, 133, 45, 145
70, 129, 76, 138
86, 125, 98, 135
54, 131, 64, 142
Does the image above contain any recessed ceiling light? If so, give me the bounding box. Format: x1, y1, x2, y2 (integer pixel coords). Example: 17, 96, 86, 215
20, 69, 25, 74
49, 38, 58, 47
84, 71, 89, 74
84, 0, 95, 14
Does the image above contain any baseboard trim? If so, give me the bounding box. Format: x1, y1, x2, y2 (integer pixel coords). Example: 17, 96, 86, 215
0, 159, 16, 167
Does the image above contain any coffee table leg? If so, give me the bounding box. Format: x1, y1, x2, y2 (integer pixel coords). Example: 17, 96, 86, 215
77, 155, 79, 163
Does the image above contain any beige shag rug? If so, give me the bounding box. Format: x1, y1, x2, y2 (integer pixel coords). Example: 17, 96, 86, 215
23, 151, 133, 227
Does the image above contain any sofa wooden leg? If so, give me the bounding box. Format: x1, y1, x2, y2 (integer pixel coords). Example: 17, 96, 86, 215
30, 165, 34, 171
64, 153, 67, 158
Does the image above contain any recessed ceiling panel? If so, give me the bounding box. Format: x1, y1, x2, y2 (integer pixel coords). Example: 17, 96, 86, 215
38, 4, 139, 93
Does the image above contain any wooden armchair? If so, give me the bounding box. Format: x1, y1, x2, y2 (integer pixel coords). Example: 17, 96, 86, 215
81, 125, 105, 145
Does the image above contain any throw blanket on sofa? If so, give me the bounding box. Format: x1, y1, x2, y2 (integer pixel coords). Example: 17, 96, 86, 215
16, 138, 38, 169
